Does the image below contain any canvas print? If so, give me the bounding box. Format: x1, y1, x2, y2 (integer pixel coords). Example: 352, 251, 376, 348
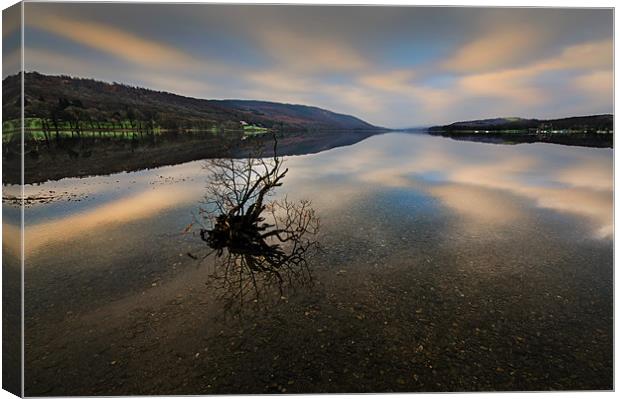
1, 2, 614, 396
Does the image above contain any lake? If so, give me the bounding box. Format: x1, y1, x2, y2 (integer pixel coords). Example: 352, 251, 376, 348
4, 131, 613, 394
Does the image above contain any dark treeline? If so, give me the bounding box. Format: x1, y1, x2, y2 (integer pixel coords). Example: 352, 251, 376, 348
429, 115, 613, 133
426, 114, 614, 148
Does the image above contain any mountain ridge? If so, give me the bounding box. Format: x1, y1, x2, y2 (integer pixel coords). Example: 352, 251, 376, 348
2, 72, 381, 132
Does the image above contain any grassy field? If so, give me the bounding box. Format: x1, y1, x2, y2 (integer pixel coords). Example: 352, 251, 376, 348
242, 124, 270, 135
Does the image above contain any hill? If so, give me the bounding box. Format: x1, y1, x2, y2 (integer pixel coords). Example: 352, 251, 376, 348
2, 72, 380, 132
429, 115, 613, 133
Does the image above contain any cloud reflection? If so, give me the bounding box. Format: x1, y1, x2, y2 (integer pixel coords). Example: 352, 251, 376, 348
11, 133, 613, 265
8, 183, 200, 259
285, 134, 612, 239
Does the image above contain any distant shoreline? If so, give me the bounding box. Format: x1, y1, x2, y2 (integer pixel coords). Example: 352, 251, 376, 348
426, 129, 613, 148
424, 114, 613, 148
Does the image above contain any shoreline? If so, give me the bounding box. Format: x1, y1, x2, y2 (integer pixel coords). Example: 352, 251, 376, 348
426, 130, 613, 148
2, 130, 383, 185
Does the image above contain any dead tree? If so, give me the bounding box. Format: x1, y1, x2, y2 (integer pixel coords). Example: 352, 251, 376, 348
192, 137, 320, 310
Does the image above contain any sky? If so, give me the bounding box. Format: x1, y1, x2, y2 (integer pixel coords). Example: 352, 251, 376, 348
5, 3, 614, 127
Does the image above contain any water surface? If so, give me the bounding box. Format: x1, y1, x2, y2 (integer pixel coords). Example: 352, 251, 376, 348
7, 132, 612, 394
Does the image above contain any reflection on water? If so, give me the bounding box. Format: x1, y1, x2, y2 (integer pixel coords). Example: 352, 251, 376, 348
10, 132, 612, 253
12, 131, 613, 394
192, 138, 320, 309
6, 129, 380, 184
282, 133, 613, 239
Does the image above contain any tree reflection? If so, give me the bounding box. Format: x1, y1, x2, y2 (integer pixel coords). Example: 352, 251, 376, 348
194, 137, 320, 309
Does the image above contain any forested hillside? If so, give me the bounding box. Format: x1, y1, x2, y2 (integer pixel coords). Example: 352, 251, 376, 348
2, 72, 380, 138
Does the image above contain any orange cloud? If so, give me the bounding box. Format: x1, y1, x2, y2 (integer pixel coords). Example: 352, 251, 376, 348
257, 29, 367, 73
442, 27, 541, 73
453, 39, 612, 105
28, 14, 197, 69
538, 39, 612, 71
458, 68, 548, 104
573, 69, 613, 100
359, 70, 416, 92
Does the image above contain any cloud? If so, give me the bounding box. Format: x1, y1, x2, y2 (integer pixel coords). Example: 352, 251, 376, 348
242, 69, 385, 121
356, 70, 464, 123
359, 70, 416, 92
134, 72, 213, 98
538, 39, 612, 70
320, 84, 384, 118
357, 40, 611, 124
442, 27, 543, 73
256, 29, 367, 73
25, 47, 103, 77
28, 14, 199, 69
438, 38, 614, 114
21, 4, 613, 127
457, 68, 549, 105
573, 69, 613, 100
245, 70, 314, 96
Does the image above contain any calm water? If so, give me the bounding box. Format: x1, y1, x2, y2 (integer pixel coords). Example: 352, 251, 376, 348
4, 132, 613, 394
